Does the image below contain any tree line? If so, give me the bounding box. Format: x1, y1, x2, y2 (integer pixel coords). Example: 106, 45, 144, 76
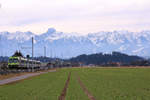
69, 52, 146, 66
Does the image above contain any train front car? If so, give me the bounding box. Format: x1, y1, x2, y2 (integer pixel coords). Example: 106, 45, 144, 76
8, 56, 42, 70
8, 57, 20, 69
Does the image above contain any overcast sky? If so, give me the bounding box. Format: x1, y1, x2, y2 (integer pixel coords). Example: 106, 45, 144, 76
0, 0, 150, 34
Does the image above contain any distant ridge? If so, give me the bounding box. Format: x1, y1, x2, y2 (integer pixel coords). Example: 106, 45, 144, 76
0, 28, 150, 57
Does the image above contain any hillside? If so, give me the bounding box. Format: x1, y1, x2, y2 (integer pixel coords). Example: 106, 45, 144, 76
70, 52, 144, 65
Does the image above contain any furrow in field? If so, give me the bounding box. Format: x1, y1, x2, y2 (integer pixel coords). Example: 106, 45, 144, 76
58, 72, 71, 100
76, 74, 96, 100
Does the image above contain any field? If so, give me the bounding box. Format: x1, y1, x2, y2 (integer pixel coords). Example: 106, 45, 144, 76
0, 67, 150, 100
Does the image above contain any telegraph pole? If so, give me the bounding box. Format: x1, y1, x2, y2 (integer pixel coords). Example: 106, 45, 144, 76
32, 37, 34, 60
32, 37, 34, 71
50, 49, 53, 58
0, 36, 3, 57
0, 36, 1, 56
44, 46, 46, 57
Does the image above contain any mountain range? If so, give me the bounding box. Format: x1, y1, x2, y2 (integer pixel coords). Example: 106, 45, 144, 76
0, 28, 150, 58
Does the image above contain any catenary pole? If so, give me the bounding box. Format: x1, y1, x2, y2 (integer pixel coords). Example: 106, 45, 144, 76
32, 37, 34, 71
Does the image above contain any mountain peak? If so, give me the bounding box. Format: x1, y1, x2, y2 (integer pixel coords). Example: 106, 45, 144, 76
0, 31, 10, 35
25, 31, 34, 35
46, 28, 56, 34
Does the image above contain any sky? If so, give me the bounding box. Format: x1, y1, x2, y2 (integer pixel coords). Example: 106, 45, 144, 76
0, 0, 150, 34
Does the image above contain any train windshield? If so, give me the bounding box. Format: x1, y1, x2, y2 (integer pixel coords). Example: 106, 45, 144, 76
9, 59, 18, 63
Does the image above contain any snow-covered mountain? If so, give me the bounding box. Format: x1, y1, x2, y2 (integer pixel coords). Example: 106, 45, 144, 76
0, 28, 150, 58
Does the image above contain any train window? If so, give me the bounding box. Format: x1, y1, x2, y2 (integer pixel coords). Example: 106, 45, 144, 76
29, 61, 32, 64
9, 59, 18, 63
21, 60, 25, 63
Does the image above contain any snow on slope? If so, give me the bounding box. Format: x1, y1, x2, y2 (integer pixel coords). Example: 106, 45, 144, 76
0, 28, 150, 57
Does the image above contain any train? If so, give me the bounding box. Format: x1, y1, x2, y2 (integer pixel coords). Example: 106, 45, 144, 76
8, 56, 41, 69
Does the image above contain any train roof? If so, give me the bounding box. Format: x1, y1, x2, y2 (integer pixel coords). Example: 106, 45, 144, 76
9, 56, 41, 62
9, 56, 19, 59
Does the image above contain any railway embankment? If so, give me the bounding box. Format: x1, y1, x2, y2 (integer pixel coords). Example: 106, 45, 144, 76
0, 69, 56, 85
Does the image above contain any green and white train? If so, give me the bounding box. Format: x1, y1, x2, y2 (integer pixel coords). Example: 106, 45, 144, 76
8, 56, 41, 69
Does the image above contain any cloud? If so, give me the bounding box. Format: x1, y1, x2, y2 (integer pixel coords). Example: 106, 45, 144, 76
0, 0, 150, 34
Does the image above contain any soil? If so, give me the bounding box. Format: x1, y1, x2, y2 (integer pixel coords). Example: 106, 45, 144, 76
58, 72, 71, 100
76, 74, 96, 100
